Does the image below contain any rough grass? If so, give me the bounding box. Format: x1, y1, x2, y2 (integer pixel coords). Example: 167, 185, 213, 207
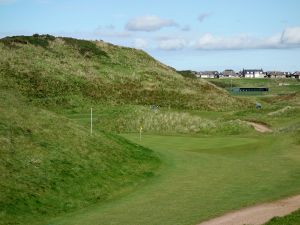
177, 70, 197, 79
66, 105, 252, 135
267, 105, 297, 116
0, 35, 249, 111
264, 209, 300, 225
0, 34, 55, 48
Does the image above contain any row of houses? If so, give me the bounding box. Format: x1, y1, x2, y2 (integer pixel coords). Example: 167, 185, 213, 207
193, 69, 300, 79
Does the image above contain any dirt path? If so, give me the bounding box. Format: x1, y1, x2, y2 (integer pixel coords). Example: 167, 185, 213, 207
246, 122, 272, 133
198, 195, 300, 225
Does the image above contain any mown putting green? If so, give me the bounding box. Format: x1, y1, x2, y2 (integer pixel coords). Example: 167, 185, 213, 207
49, 134, 300, 225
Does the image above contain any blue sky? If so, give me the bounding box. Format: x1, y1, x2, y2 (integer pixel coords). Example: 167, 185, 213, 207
1, 0, 300, 71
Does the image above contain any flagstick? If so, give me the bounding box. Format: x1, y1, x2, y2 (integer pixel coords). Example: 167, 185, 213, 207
139, 126, 142, 141
90, 107, 93, 135
139, 128, 142, 141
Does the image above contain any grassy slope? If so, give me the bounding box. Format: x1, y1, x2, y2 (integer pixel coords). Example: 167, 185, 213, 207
206, 78, 300, 131
49, 134, 300, 225
65, 104, 253, 135
0, 35, 246, 224
0, 88, 159, 225
0, 35, 247, 111
0, 36, 165, 225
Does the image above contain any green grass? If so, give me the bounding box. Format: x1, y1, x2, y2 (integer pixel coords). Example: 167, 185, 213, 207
48, 133, 300, 225
65, 105, 253, 135
0, 34, 55, 48
264, 209, 300, 225
0, 90, 159, 225
0, 35, 249, 111
1, 35, 300, 225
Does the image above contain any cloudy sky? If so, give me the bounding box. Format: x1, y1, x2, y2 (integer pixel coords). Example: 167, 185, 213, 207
1, 0, 300, 71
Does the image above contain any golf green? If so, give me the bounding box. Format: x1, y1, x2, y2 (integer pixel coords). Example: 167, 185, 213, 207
49, 134, 300, 225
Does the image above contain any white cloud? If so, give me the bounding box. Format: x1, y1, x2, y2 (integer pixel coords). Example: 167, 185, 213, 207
194, 33, 269, 50
133, 38, 148, 49
158, 38, 187, 50
194, 27, 300, 50
198, 13, 211, 22
125, 15, 177, 32
281, 27, 300, 45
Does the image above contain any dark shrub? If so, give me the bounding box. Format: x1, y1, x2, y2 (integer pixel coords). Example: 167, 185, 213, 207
0, 34, 55, 48
61, 37, 108, 58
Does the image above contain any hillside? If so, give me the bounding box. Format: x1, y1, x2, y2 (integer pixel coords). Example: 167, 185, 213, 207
0, 34, 248, 111
0, 35, 252, 224
0, 88, 159, 225
0, 35, 164, 225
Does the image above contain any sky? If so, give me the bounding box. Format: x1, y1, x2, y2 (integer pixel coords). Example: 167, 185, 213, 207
1, 0, 300, 72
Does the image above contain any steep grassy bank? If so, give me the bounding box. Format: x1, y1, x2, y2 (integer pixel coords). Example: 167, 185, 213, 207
0, 88, 159, 225
0, 35, 249, 111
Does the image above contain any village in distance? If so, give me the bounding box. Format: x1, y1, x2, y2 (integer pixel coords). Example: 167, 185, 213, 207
182, 68, 300, 79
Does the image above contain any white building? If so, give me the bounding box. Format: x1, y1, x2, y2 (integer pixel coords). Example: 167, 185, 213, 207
242, 69, 266, 78
196, 71, 219, 79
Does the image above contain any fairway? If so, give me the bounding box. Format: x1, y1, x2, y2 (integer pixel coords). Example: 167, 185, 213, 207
48, 134, 300, 225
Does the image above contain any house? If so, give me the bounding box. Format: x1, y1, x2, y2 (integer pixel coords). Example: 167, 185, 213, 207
197, 71, 219, 79
292, 71, 300, 79
220, 69, 238, 78
242, 69, 266, 78
266, 71, 287, 79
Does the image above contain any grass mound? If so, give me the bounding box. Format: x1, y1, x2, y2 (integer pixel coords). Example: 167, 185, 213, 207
78, 105, 252, 135
0, 35, 249, 111
267, 106, 296, 116
0, 90, 159, 225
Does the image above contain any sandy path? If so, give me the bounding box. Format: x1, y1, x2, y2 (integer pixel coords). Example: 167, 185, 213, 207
247, 122, 272, 133
198, 195, 300, 225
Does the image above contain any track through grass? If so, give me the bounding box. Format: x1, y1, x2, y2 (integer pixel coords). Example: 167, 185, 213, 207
49, 134, 300, 225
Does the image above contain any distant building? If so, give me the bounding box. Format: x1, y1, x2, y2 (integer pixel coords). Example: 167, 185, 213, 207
221, 69, 238, 78
190, 68, 298, 79
266, 71, 286, 79
197, 71, 219, 79
242, 69, 265, 78
266, 71, 295, 79
292, 71, 300, 79
283, 72, 292, 77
